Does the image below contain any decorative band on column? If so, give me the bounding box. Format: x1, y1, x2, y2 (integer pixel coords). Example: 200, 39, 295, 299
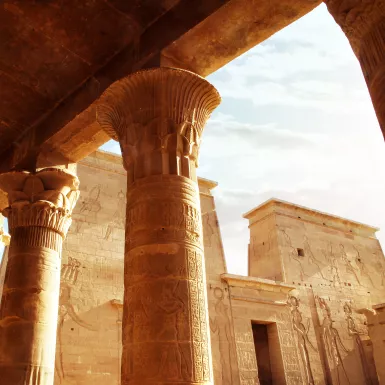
4, 203, 73, 238
11, 227, 63, 252
126, 175, 202, 249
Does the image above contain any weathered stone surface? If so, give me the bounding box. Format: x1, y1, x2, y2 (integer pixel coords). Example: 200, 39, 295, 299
0, 168, 79, 385
0, 0, 322, 172
97, 67, 220, 385
360, 305, 385, 385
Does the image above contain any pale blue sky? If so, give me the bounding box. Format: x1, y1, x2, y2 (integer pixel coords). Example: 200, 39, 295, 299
2, 4, 384, 273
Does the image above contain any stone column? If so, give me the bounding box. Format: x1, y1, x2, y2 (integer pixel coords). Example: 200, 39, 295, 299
97, 67, 221, 385
0, 168, 79, 385
325, 0, 385, 133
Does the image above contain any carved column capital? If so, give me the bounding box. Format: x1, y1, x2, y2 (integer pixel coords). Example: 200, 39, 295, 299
97, 67, 221, 182
0, 168, 79, 239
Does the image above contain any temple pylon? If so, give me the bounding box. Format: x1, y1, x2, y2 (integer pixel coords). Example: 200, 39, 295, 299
97, 67, 221, 385
325, 0, 385, 134
0, 168, 79, 385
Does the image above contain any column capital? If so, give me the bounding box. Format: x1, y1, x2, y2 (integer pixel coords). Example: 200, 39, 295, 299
324, 0, 385, 55
0, 168, 79, 238
97, 67, 220, 181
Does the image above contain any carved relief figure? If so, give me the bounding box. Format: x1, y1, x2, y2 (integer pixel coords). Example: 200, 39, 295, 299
303, 235, 326, 279
202, 212, 215, 247
288, 296, 316, 385
322, 243, 342, 287
140, 280, 191, 381
339, 244, 361, 285
79, 184, 101, 214
56, 257, 97, 383
343, 303, 372, 385
280, 229, 305, 280
209, 287, 235, 385
105, 190, 126, 240
317, 297, 350, 385
353, 247, 375, 288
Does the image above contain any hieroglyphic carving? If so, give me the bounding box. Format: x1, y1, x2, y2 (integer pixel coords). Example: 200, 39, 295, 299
317, 297, 350, 385
97, 67, 220, 385
353, 247, 375, 288
104, 189, 126, 240
0, 168, 79, 385
79, 184, 101, 214
203, 212, 215, 247
303, 235, 326, 279
235, 328, 259, 385
209, 287, 236, 385
343, 303, 373, 385
279, 229, 306, 280
56, 257, 97, 383
322, 243, 342, 287
339, 244, 361, 286
288, 296, 317, 385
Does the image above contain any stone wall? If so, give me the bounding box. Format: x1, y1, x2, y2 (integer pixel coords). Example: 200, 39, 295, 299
56, 151, 126, 385
246, 199, 384, 385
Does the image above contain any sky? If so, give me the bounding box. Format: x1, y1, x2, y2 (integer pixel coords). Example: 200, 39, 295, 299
2, 4, 385, 273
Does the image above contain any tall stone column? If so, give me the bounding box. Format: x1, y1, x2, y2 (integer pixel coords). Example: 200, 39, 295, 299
0, 168, 79, 385
97, 67, 221, 385
325, 0, 385, 133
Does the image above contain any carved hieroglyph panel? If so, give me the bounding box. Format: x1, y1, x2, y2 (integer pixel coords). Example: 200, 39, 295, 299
208, 286, 240, 385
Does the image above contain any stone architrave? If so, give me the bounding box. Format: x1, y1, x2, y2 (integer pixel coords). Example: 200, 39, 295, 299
0, 168, 79, 385
325, 0, 385, 133
97, 67, 221, 385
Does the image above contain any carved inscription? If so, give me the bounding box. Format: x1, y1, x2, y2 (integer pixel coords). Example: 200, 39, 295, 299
343, 303, 373, 385
56, 257, 97, 383
317, 297, 350, 385
209, 287, 236, 385
289, 296, 316, 385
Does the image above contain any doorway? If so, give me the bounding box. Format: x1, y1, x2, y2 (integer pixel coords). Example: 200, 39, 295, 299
252, 322, 285, 385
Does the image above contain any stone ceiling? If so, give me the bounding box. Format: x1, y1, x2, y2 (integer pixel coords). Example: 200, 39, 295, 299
0, 0, 321, 172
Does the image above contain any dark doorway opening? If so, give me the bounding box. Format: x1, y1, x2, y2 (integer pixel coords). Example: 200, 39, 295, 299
252, 323, 273, 385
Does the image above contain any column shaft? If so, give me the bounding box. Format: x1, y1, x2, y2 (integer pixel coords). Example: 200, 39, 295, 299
0, 169, 79, 385
123, 175, 209, 384
97, 67, 221, 385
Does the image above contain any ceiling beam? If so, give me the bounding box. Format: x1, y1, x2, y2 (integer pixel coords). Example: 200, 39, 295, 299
0, 0, 233, 171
